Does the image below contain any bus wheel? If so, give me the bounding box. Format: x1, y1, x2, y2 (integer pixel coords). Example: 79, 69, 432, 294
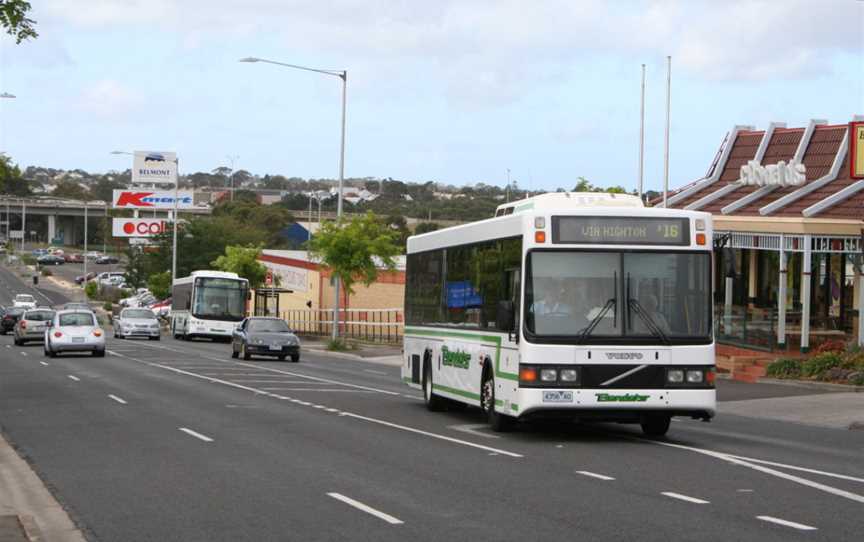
640, 414, 671, 437
423, 360, 446, 412
481, 366, 514, 432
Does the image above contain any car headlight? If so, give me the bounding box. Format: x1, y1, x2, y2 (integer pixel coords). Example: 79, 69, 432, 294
255, 338, 264, 345
686, 370, 704, 384
559, 369, 579, 383
666, 369, 684, 384
540, 368, 558, 382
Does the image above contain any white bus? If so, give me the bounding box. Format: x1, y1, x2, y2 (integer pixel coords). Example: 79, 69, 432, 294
402, 192, 715, 436
171, 270, 250, 341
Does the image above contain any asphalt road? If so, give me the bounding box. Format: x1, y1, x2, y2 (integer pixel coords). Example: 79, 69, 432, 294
0, 268, 862, 541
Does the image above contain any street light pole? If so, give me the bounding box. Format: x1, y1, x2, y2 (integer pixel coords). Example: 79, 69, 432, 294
240, 57, 348, 340
83, 201, 88, 280
172, 158, 179, 283
227, 155, 238, 202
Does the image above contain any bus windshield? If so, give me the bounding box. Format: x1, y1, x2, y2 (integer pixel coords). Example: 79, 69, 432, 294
525, 251, 711, 344
192, 278, 247, 321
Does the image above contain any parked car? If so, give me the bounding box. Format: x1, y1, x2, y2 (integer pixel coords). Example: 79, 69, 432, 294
62, 302, 91, 311
97, 272, 125, 287
31, 248, 48, 257
114, 308, 161, 340
14, 309, 55, 345
44, 310, 105, 358
12, 294, 37, 310
36, 254, 65, 265
150, 299, 171, 318
64, 253, 84, 263
75, 271, 97, 285
84, 251, 102, 261
95, 255, 120, 265
1, 307, 25, 335
119, 289, 150, 307
231, 317, 300, 362
48, 247, 64, 256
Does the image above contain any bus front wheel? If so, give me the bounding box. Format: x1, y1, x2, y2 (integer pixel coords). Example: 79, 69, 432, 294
423, 360, 446, 412
640, 414, 671, 437
481, 365, 514, 432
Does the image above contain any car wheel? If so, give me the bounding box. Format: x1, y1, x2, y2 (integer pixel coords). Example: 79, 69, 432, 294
93, 349, 105, 358
231, 344, 238, 359
13, 337, 20, 346
640, 414, 671, 437
241, 343, 251, 361
277, 354, 286, 361
152, 335, 160, 341
482, 364, 515, 432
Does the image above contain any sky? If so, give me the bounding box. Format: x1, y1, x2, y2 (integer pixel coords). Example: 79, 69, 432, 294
0, 0, 862, 193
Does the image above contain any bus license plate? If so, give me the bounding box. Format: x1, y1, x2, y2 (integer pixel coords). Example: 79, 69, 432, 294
542, 390, 573, 403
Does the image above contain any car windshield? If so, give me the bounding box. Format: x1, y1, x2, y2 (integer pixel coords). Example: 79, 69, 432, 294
59, 313, 95, 327
192, 278, 248, 321
525, 251, 711, 344
248, 319, 291, 333
6, 308, 24, 316
124, 309, 156, 319
15, 295, 35, 303
24, 311, 54, 321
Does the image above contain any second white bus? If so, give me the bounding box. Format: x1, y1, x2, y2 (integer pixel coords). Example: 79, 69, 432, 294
171, 270, 249, 341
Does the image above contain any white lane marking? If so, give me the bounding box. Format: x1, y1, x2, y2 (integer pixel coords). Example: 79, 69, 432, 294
39, 361, 49, 366
363, 369, 387, 375
227, 380, 336, 384
20, 352, 26, 356
108, 394, 127, 405
111, 350, 524, 459
448, 424, 501, 440
179, 427, 214, 443
67, 375, 80, 382
5, 345, 10, 348
661, 492, 710, 504
756, 516, 817, 531
340, 411, 523, 458
327, 493, 403, 525
723, 454, 864, 484
652, 440, 864, 505
259, 388, 377, 392
576, 471, 615, 481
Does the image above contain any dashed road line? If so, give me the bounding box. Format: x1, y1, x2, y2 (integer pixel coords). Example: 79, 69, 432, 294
39, 361, 49, 366
259, 388, 377, 392
20, 351, 26, 356
363, 369, 387, 375
67, 375, 80, 382
327, 493, 403, 525
756, 516, 817, 531
449, 424, 501, 440
576, 471, 615, 481
661, 492, 710, 504
179, 427, 214, 443
108, 394, 127, 405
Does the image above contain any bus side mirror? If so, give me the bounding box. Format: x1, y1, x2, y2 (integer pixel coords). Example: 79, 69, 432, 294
496, 301, 515, 332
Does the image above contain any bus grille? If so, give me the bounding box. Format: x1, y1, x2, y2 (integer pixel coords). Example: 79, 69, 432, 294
581, 365, 666, 389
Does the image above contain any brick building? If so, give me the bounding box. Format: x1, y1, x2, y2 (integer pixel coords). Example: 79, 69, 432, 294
662, 116, 864, 352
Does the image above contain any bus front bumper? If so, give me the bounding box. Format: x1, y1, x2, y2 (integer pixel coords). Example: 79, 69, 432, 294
514, 388, 716, 421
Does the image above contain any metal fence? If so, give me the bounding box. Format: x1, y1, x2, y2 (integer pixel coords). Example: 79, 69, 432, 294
280, 308, 403, 344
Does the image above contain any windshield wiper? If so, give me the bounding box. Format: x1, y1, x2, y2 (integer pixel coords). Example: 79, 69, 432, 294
628, 298, 671, 345
577, 271, 617, 344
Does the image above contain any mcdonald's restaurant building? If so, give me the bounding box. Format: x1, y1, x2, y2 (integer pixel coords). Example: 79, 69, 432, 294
663, 116, 864, 352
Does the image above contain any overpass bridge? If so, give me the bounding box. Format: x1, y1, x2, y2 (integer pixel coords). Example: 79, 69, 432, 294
0, 197, 211, 246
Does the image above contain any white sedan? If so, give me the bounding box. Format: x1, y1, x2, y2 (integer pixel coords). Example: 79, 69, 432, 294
12, 294, 37, 310
44, 310, 106, 358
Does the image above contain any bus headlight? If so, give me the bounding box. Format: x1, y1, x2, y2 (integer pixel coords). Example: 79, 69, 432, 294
666, 369, 684, 384
559, 369, 579, 383
540, 368, 557, 382
686, 370, 704, 384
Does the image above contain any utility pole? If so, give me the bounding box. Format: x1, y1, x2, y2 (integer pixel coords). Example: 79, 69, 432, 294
663, 56, 672, 207
638, 63, 646, 199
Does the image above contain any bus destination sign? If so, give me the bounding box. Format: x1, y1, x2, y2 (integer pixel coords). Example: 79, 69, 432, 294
552, 217, 690, 246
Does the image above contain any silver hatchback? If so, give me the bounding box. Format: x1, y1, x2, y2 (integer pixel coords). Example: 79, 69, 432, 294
14, 309, 55, 345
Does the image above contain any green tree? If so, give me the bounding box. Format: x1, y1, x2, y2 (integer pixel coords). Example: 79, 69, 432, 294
384, 214, 410, 251
147, 271, 171, 300
0, 155, 30, 195
0, 0, 37, 43
211, 245, 268, 289
123, 247, 148, 289
51, 179, 90, 200
414, 222, 440, 235
308, 212, 400, 303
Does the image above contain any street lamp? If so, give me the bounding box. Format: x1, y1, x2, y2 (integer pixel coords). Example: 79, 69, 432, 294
226, 155, 239, 202
241, 56, 348, 340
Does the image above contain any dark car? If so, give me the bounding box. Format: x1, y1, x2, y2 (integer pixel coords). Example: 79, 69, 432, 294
75, 272, 97, 285
1, 307, 25, 335
231, 317, 300, 362
37, 254, 65, 265
95, 255, 120, 265
64, 253, 84, 263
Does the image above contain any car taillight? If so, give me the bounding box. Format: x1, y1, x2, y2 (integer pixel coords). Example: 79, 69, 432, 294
54, 331, 62, 338
20, 321, 26, 329
93, 329, 102, 337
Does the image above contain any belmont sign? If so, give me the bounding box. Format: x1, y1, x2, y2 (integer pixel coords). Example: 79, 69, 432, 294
132, 151, 177, 185
112, 218, 167, 238
738, 159, 806, 188
112, 190, 195, 209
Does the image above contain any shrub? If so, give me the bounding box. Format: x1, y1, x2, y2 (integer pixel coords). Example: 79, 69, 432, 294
103, 301, 113, 312
326, 338, 349, 351
21, 255, 36, 266
850, 372, 864, 386
812, 339, 846, 355
765, 358, 803, 379
84, 281, 98, 299
801, 352, 843, 378
40, 268, 52, 277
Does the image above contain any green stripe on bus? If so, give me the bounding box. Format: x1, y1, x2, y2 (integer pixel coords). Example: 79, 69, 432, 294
434, 384, 481, 401
513, 202, 534, 212
404, 327, 519, 381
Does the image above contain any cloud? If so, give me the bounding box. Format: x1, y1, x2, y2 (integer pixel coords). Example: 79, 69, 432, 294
76, 79, 143, 119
